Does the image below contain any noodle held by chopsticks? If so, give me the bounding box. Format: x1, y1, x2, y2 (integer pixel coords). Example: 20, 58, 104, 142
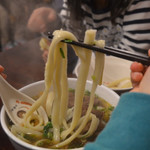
21, 29, 105, 148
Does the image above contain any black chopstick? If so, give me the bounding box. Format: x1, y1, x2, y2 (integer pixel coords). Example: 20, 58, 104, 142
47, 33, 150, 65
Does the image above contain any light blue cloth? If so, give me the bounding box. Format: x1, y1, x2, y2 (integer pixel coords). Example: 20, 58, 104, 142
84, 92, 150, 150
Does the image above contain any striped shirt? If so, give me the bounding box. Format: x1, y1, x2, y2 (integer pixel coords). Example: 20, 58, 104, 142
60, 0, 150, 53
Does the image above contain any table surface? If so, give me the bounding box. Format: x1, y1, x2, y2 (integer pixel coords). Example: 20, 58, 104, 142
0, 38, 45, 150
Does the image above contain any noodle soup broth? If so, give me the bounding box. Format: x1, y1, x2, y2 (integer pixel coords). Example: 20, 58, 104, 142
1, 78, 119, 150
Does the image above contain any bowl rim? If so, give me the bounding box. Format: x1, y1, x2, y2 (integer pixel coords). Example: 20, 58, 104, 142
0, 78, 119, 150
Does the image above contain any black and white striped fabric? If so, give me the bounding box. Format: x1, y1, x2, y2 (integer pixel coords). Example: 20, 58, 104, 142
60, 0, 150, 53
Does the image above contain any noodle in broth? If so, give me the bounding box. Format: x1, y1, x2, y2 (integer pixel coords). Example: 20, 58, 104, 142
10, 29, 108, 148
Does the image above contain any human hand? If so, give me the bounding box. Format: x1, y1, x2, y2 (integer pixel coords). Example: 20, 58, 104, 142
130, 62, 147, 88
131, 66, 150, 94
27, 7, 57, 32
130, 49, 150, 92
0, 65, 7, 79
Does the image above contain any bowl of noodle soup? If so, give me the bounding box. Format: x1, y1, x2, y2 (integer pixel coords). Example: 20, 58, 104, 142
1, 78, 119, 150
1, 29, 120, 150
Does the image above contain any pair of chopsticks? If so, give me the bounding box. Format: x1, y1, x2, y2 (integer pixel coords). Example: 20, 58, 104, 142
44, 32, 150, 65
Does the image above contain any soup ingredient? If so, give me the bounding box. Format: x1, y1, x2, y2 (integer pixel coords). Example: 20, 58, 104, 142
43, 122, 53, 139
107, 77, 132, 89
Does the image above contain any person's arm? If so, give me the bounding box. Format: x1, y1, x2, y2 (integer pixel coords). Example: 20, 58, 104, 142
84, 66, 150, 150
85, 92, 150, 150
0, 65, 7, 78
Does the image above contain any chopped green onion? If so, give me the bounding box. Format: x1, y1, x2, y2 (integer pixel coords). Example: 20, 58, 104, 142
22, 133, 37, 142
84, 90, 90, 96
69, 88, 75, 93
43, 122, 53, 139
60, 127, 64, 133
46, 132, 53, 140
36, 139, 51, 147
108, 106, 114, 111
60, 48, 65, 58
64, 39, 73, 43
91, 75, 96, 81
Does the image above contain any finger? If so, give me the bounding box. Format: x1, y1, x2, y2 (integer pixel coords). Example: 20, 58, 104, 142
130, 72, 143, 88
131, 72, 143, 82
130, 62, 144, 72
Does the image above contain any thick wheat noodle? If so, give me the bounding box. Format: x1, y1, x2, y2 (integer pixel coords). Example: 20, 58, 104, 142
54, 44, 105, 148
60, 31, 94, 140
59, 43, 68, 124
20, 29, 105, 147
23, 30, 83, 142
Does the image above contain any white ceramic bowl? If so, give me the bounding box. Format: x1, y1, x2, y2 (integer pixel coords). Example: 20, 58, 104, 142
74, 55, 133, 94
0, 78, 119, 150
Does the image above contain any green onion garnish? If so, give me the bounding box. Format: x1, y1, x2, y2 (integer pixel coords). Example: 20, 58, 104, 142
43, 122, 53, 139
91, 75, 96, 81
60, 48, 65, 58
64, 39, 73, 43
108, 106, 114, 111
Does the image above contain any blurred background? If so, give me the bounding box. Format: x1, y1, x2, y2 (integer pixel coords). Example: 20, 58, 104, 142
0, 0, 62, 51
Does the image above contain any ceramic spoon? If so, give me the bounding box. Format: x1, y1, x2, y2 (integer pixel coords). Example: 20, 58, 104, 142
0, 75, 48, 125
